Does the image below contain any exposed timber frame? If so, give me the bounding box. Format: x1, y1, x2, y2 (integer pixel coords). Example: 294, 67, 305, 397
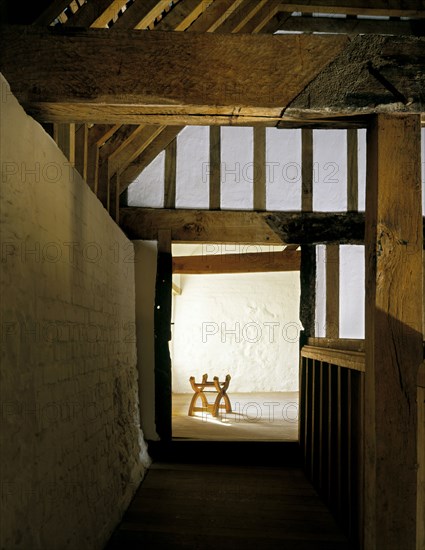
364, 114, 423, 550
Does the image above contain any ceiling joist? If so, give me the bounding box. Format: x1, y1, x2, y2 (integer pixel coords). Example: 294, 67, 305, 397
173, 249, 301, 274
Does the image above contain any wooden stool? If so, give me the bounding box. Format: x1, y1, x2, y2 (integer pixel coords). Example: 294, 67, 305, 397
188, 374, 232, 417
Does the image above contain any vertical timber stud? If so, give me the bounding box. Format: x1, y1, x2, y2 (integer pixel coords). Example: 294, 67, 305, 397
302, 129, 313, 212
300, 128, 315, 456
326, 245, 340, 339
108, 172, 120, 223
164, 139, 176, 209
253, 126, 266, 210
299, 246, 316, 454
87, 142, 99, 192
209, 126, 221, 210
347, 129, 358, 212
53, 123, 76, 165
365, 114, 422, 550
154, 229, 173, 440
75, 123, 88, 182
97, 157, 109, 209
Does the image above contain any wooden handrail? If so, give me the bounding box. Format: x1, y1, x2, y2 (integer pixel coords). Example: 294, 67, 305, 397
302, 343, 425, 386
307, 337, 365, 352
301, 345, 365, 372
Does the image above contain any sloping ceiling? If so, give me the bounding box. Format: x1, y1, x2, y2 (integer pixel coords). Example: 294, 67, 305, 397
0, 0, 424, 210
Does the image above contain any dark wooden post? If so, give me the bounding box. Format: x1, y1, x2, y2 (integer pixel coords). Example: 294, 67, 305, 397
154, 229, 173, 441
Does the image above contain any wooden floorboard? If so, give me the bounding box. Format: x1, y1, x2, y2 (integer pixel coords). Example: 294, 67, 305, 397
106, 454, 352, 550
172, 392, 299, 441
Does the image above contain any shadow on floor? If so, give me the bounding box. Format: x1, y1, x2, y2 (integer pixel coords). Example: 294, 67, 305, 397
172, 392, 299, 441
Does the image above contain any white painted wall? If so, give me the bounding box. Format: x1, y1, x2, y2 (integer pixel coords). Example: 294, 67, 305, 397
340, 245, 365, 339
170, 271, 301, 393
315, 244, 365, 339
358, 129, 366, 212
221, 127, 253, 209
176, 126, 209, 209
128, 151, 164, 208
316, 245, 326, 337
313, 129, 347, 212
266, 128, 302, 210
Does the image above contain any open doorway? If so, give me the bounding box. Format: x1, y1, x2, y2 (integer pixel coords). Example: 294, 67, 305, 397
170, 243, 301, 441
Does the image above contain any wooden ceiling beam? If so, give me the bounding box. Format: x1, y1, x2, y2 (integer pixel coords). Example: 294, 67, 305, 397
120, 207, 425, 244
173, 249, 301, 274
278, 14, 425, 35
279, 1, 425, 17
19, 108, 284, 126
0, 27, 349, 120
119, 208, 358, 244
120, 208, 283, 244
265, 212, 367, 245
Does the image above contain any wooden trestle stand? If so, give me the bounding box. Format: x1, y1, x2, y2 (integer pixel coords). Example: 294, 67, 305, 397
188, 374, 232, 417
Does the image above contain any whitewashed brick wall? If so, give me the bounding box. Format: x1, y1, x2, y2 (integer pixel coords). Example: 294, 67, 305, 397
0, 74, 149, 550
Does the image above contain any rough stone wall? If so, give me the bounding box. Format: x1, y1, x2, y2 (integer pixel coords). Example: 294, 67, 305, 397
0, 74, 149, 550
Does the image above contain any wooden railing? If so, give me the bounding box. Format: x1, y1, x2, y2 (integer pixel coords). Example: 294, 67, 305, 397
300, 338, 365, 549
300, 339, 425, 550
418, 361, 425, 550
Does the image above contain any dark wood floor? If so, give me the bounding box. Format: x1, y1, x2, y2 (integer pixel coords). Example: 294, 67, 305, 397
106, 444, 352, 550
